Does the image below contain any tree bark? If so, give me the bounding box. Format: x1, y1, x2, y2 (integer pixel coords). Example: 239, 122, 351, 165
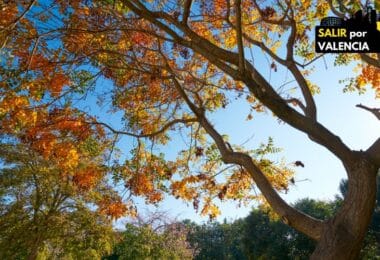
311, 153, 378, 259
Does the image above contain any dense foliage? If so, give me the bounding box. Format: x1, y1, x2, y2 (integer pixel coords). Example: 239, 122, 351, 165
0, 143, 115, 259
184, 219, 246, 260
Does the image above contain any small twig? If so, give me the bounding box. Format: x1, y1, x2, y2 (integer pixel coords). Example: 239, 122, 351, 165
27, 36, 40, 71
107, 133, 119, 165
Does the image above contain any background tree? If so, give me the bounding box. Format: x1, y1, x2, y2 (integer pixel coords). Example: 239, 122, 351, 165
184, 219, 246, 260
242, 198, 335, 259
182, 192, 378, 259
0, 140, 117, 259
0, 0, 379, 258
106, 212, 194, 260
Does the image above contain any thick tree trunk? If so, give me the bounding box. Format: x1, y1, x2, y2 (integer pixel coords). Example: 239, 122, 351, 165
311, 154, 378, 259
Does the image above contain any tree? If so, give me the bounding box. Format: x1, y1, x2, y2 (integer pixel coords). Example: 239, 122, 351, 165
1, 0, 379, 258
0, 141, 117, 258
184, 219, 246, 260
107, 212, 194, 259
243, 198, 336, 259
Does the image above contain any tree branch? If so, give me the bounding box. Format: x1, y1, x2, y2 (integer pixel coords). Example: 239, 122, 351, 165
241, 62, 354, 163
236, 21, 317, 120
251, 0, 292, 26
182, 0, 192, 24
285, 98, 307, 113
356, 104, 380, 120
326, 0, 346, 18
287, 63, 317, 120
360, 54, 380, 68
87, 118, 197, 138
235, 0, 245, 73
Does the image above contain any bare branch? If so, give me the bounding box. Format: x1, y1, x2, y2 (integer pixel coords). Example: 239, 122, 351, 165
159, 32, 323, 235
27, 36, 40, 71
87, 118, 197, 138
356, 104, 380, 120
295, 54, 325, 68
287, 63, 317, 120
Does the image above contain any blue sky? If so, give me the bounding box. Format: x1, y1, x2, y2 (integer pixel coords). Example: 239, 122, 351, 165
112, 52, 379, 226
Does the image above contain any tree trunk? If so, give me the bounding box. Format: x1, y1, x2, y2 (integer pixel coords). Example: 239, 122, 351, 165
28, 240, 41, 260
27, 220, 45, 260
311, 154, 378, 259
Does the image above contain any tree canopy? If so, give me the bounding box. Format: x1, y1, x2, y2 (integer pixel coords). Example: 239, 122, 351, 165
0, 143, 115, 259
0, 0, 379, 258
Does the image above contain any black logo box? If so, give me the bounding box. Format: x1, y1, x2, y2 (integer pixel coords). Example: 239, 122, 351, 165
315, 26, 380, 53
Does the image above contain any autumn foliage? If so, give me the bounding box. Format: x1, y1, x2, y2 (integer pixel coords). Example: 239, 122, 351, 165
1, 0, 380, 258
